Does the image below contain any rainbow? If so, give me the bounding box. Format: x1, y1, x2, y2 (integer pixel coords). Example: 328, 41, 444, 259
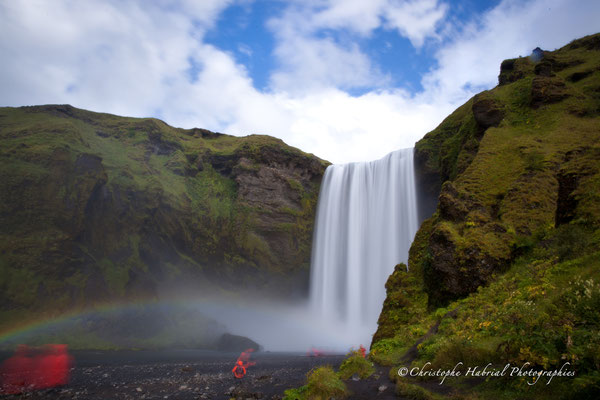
0, 296, 359, 352
0, 298, 195, 346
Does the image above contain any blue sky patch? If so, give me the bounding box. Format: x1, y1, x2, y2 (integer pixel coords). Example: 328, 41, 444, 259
204, 2, 282, 91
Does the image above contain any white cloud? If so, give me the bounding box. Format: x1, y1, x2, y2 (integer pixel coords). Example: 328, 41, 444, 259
265, 0, 447, 93
0, 0, 599, 165
275, 0, 447, 45
278, 89, 450, 163
383, 0, 448, 47
307, 0, 389, 35
0, 1, 204, 117
265, 3, 388, 93
421, 0, 600, 104
269, 35, 388, 93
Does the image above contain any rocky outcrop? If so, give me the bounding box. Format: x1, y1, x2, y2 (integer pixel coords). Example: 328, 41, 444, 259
498, 58, 525, 85
555, 146, 600, 226
371, 263, 427, 345
426, 223, 511, 306
472, 92, 505, 130
216, 333, 261, 352
437, 182, 472, 222
530, 76, 569, 108
555, 170, 580, 226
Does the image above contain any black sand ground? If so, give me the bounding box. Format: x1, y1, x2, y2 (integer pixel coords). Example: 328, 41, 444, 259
0, 349, 398, 399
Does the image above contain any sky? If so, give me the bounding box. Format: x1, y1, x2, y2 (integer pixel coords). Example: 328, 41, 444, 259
1, 0, 598, 164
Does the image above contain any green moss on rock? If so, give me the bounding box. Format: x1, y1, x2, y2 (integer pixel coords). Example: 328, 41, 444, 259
374, 33, 600, 399
411, 32, 600, 307
0, 104, 329, 331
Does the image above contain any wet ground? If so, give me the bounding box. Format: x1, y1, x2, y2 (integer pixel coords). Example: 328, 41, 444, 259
0, 349, 349, 399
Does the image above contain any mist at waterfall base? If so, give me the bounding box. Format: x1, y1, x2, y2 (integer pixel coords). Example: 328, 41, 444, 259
2, 149, 418, 354
200, 148, 419, 352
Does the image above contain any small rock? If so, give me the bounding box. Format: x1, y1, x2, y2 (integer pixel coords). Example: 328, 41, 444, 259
351, 373, 360, 381
179, 385, 188, 390
378, 385, 388, 392
136, 387, 142, 392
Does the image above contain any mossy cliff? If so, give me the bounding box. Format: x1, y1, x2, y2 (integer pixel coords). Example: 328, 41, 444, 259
373, 33, 600, 398
0, 105, 328, 329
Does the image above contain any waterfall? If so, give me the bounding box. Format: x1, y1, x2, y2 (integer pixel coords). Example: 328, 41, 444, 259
309, 148, 419, 347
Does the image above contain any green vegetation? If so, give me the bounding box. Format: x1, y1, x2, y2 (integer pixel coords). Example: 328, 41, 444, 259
286, 348, 379, 399
395, 377, 446, 400
370, 261, 433, 366
374, 33, 600, 399
284, 366, 348, 400
0, 104, 328, 341
338, 349, 375, 380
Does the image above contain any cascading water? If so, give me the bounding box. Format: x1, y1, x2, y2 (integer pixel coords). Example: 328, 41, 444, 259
309, 148, 419, 348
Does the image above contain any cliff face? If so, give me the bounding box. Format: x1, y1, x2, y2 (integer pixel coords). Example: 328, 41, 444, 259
373, 33, 600, 397
411, 33, 600, 307
0, 105, 328, 326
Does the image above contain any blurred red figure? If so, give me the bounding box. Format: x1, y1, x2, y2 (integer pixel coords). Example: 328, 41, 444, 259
36, 345, 71, 388
358, 345, 366, 358
0, 344, 72, 394
307, 347, 325, 357
232, 348, 255, 379
0, 345, 32, 394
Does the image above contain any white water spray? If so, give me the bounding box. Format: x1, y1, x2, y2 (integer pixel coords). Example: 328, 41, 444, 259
309, 148, 419, 347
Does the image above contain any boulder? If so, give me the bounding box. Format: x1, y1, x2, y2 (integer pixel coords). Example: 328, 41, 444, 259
498, 58, 525, 85
531, 76, 569, 108
426, 224, 511, 307
472, 93, 505, 130
216, 333, 261, 352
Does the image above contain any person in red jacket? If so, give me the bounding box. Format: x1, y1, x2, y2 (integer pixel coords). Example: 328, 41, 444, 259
232, 348, 256, 379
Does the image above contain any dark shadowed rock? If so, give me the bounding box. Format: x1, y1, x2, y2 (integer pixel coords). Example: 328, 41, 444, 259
438, 182, 469, 221
568, 69, 594, 82
555, 147, 600, 226
426, 224, 511, 307
216, 333, 261, 352
534, 60, 554, 77
531, 76, 569, 108
498, 58, 525, 85
556, 171, 579, 226
472, 93, 505, 130
414, 147, 442, 222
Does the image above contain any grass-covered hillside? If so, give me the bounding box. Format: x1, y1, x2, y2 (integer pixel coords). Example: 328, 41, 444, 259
372, 33, 600, 399
0, 105, 328, 333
